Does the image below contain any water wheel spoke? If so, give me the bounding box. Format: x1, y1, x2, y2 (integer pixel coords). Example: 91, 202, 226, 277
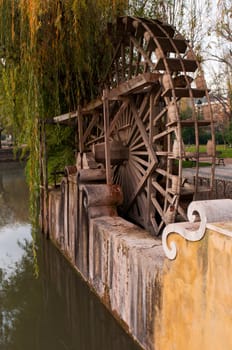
150, 216, 159, 234
109, 100, 129, 135
129, 98, 158, 163
153, 127, 176, 142
155, 167, 169, 177
82, 113, 99, 144
138, 95, 150, 122
131, 151, 148, 156
128, 124, 142, 145
142, 110, 150, 125
86, 134, 105, 147
130, 154, 148, 168
129, 160, 144, 179
126, 99, 149, 145
130, 140, 146, 151
150, 195, 164, 219
124, 161, 156, 211
152, 180, 175, 205
153, 107, 167, 126
129, 159, 146, 182
125, 105, 133, 125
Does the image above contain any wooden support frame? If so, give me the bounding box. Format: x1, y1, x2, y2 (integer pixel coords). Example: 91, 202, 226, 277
103, 89, 112, 184
51, 16, 216, 235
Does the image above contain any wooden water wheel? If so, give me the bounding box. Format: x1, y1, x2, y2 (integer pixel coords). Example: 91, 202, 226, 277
55, 16, 216, 235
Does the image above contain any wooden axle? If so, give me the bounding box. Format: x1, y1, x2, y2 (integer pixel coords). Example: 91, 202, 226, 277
93, 141, 129, 165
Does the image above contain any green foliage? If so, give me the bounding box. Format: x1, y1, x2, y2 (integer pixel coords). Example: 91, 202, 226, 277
215, 130, 225, 145
182, 160, 211, 168
186, 144, 232, 159
180, 106, 211, 145
180, 107, 195, 144
0, 0, 127, 211
217, 145, 232, 159
46, 124, 76, 183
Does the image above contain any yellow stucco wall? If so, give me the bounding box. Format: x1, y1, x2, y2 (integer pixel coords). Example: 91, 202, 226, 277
156, 225, 232, 350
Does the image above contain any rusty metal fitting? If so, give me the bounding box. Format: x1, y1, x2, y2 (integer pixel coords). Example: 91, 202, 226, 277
64, 165, 77, 177
80, 184, 123, 208
78, 169, 106, 183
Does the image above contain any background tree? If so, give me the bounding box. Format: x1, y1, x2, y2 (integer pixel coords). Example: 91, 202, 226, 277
205, 0, 232, 144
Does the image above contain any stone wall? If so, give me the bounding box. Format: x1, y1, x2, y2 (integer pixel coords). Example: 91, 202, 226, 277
158, 223, 232, 350
47, 177, 232, 350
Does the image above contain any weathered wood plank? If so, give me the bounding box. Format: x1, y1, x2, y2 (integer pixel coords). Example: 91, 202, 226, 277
54, 111, 77, 123
156, 58, 197, 72
162, 88, 207, 98
144, 34, 187, 53
82, 98, 103, 113
107, 72, 160, 99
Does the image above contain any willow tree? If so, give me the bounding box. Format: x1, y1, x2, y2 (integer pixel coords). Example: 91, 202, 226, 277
128, 0, 183, 24
0, 0, 127, 212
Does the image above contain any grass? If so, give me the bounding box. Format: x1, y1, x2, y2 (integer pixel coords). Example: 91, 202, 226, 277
185, 144, 232, 158
216, 145, 232, 158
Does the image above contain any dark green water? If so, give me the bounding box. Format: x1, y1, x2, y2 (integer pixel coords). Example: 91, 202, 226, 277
0, 163, 142, 350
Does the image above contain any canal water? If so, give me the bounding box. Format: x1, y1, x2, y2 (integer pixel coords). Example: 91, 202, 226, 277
0, 163, 142, 350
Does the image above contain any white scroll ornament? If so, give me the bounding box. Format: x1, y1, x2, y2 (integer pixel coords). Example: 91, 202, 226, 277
162, 199, 232, 260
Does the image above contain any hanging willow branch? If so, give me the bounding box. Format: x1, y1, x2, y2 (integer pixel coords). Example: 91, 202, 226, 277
0, 0, 127, 204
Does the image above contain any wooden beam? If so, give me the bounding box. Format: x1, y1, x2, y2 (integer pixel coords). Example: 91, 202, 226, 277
82, 98, 103, 114
107, 72, 160, 100
77, 107, 84, 154
82, 113, 99, 145
103, 89, 111, 184
54, 111, 77, 123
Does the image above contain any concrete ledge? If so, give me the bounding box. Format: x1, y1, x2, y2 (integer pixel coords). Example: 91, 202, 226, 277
47, 184, 232, 350
89, 216, 164, 349
207, 222, 232, 237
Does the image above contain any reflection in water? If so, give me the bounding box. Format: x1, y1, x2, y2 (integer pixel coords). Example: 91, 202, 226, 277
0, 164, 142, 350
0, 224, 31, 277
0, 163, 29, 227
